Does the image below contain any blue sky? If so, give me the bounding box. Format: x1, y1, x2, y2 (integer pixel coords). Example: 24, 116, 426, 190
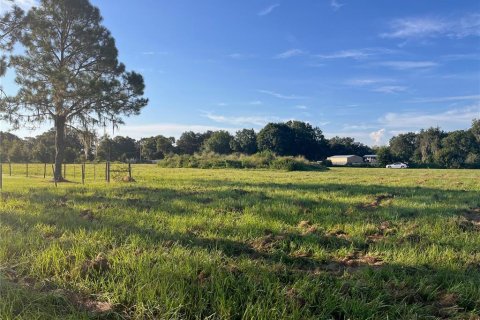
1, 0, 480, 145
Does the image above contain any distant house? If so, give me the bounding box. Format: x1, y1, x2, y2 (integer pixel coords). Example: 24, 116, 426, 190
326, 155, 364, 166
363, 154, 378, 164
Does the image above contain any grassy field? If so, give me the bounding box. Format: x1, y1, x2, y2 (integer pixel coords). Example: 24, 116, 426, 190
0, 166, 479, 319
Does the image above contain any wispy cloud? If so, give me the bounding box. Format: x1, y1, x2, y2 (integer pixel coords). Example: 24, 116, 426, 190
377, 60, 438, 70
330, 0, 345, 11
378, 103, 480, 129
228, 53, 255, 59
0, 0, 37, 13
203, 112, 281, 126
345, 78, 395, 86
141, 51, 168, 56
407, 95, 480, 103
274, 49, 305, 59
249, 100, 263, 105
315, 48, 394, 60
372, 86, 408, 94
381, 14, 480, 39
295, 105, 308, 110
258, 89, 308, 100
258, 3, 280, 16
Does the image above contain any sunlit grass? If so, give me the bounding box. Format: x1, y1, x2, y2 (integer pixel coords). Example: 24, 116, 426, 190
0, 166, 479, 319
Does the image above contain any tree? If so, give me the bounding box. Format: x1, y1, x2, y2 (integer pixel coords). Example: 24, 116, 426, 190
0, 0, 147, 181
202, 130, 233, 154
328, 136, 372, 156
257, 123, 294, 156
376, 146, 393, 166
31, 129, 82, 163
437, 130, 477, 168
176, 131, 212, 155
414, 127, 445, 164
389, 132, 417, 162
231, 129, 257, 154
156, 135, 175, 158
286, 120, 328, 160
113, 136, 138, 162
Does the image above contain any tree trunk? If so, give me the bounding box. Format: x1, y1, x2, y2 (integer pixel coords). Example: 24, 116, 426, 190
54, 115, 66, 181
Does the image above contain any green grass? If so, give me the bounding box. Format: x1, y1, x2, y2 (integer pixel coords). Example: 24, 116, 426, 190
0, 166, 479, 319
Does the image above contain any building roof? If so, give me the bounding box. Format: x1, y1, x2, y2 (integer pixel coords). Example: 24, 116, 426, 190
327, 155, 360, 158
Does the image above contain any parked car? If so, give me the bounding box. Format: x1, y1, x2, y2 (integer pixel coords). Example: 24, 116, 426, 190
386, 162, 408, 169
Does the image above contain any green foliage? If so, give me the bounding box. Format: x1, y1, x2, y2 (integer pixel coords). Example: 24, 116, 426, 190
230, 129, 257, 154
376, 146, 394, 166
202, 130, 233, 154
158, 152, 327, 171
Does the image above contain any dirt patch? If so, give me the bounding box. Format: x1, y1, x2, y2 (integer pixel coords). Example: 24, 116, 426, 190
366, 221, 396, 243
251, 232, 288, 252
340, 251, 384, 269
64, 290, 114, 314
297, 220, 319, 235
458, 208, 480, 231
79, 209, 94, 221
434, 293, 461, 318
285, 287, 306, 307
196, 270, 210, 285
80, 253, 110, 276
361, 194, 394, 209
120, 176, 136, 182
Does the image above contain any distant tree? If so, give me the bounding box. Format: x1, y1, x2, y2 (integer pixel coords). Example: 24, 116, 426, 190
231, 129, 257, 154
139, 137, 160, 160
328, 136, 372, 156
437, 130, 477, 168
257, 123, 294, 156
112, 136, 138, 162
156, 135, 176, 158
0, 0, 147, 181
7, 139, 27, 162
96, 135, 114, 161
202, 131, 233, 154
376, 146, 393, 166
470, 119, 480, 143
177, 131, 213, 154
389, 132, 417, 162
31, 129, 83, 163
286, 120, 328, 160
414, 127, 446, 164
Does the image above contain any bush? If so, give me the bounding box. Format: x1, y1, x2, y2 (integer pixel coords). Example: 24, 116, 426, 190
158, 152, 328, 171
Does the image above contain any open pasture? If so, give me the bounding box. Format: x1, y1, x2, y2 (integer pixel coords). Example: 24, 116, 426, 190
0, 166, 479, 319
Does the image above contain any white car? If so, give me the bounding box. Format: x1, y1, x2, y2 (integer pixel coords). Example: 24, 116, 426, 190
386, 162, 408, 169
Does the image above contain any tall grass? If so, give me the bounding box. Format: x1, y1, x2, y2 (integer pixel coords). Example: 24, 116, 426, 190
158, 151, 327, 171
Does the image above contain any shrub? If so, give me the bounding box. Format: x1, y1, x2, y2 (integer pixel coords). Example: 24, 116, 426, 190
158, 152, 327, 171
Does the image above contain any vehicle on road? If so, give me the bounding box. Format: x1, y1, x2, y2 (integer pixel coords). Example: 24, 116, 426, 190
386, 162, 408, 169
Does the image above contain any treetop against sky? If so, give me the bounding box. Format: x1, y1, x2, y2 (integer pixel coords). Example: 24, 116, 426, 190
1, 0, 479, 145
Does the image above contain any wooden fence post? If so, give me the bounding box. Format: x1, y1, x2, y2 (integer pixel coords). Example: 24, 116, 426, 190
64, 163, 67, 178
9, 162, 11, 176
81, 163, 85, 185
51, 164, 57, 187
128, 163, 132, 180
107, 162, 110, 183
73, 164, 76, 179
93, 163, 96, 181
43, 163, 46, 178
26, 163, 28, 177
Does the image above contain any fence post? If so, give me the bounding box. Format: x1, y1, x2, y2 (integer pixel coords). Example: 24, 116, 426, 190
64, 163, 67, 179
107, 161, 110, 183
81, 163, 85, 185
93, 163, 96, 181
128, 163, 132, 180
9, 161, 11, 176
43, 163, 46, 178
51, 164, 57, 187
73, 164, 76, 179
26, 163, 28, 177
0, 162, 3, 190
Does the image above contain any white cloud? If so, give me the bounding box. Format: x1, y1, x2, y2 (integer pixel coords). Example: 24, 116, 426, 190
217, 102, 228, 106
378, 103, 480, 129
258, 89, 307, 100
377, 60, 438, 70
0, 0, 37, 13
330, 0, 345, 11
228, 53, 255, 59
258, 3, 280, 16
274, 49, 305, 59
381, 14, 480, 39
203, 112, 281, 126
372, 86, 408, 94
316, 48, 393, 60
345, 78, 395, 86
295, 105, 308, 110
369, 128, 386, 145
407, 95, 480, 103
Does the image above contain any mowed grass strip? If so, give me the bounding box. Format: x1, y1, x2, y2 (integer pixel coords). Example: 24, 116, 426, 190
0, 166, 479, 319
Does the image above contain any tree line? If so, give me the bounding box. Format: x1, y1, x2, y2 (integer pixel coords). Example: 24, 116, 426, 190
1, 119, 478, 168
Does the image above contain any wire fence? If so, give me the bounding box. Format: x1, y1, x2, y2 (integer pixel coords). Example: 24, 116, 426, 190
0, 162, 133, 187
